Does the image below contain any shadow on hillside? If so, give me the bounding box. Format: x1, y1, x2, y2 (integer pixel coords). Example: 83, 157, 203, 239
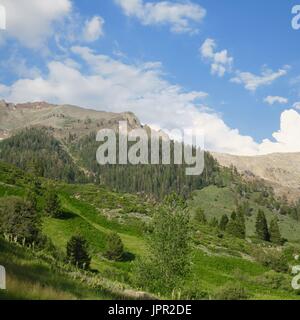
59, 210, 77, 220
122, 252, 136, 262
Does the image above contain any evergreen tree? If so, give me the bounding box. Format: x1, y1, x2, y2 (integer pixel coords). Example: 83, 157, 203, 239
255, 210, 270, 241
269, 218, 282, 245
45, 191, 62, 218
104, 232, 124, 261
194, 208, 207, 224
219, 214, 229, 231
227, 210, 246, 239
66, 235, 91, 269
236, 209, 246, 239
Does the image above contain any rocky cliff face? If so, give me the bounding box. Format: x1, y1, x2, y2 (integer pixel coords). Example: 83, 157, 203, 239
0, 100, 143, 140
212, 152, 300, 202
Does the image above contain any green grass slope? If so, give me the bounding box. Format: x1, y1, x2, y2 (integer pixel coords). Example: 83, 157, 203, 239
189, 185, 300, 242
1, 161, 300, 300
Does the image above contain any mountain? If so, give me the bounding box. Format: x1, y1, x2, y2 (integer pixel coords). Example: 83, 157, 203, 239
0, 100, 142, 141
1, 101, 300, 300
1, 99, 300, 202
212, 152, 300, 202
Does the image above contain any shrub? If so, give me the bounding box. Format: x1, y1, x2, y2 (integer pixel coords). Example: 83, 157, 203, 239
252, 248, 289, 273
214, 283, 249, 300
104, 232, 124, 261
255, 271, 290, 290
44, 191, 62, 218
66, 235, 91, 269
181, 287, 209, 300
0, 196, 41, 244
194, 208, 207, 224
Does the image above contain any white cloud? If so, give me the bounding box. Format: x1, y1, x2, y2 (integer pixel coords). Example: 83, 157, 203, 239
231, 66, 289, 92
0, 46, 260, 156
259, 110, 300, 154
0, 0, 72, 48
3, 45, 300, 156
115, 0, 206, 34
293, 102, 300, 110
264, 96, 288, 105
83, 16, 104, 42
200, 38, 233, 77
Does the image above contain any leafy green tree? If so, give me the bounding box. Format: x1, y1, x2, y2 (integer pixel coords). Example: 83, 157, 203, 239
135, 206, 191, 294
104, 232, 124, 261
255, 210, 270, 241
269, 218, 282, 245
45, 191, 62, 218
194, 208, 207, 224
219, 214, 229, 231
0, 196, 41, 244
66, 235, 91, 269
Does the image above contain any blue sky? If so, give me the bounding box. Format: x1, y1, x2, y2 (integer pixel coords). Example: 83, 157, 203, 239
1, 0, 300, 155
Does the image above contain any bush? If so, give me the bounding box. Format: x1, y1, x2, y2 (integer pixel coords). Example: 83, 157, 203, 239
252, 248, 289, 273
66, 235, 91, 269
44, 191, 62, 218
104, 232, 124, 261
214, 283, 249, 300
0, 196, 41, 244
255, 271, 290, 290
181, 287, 209, 300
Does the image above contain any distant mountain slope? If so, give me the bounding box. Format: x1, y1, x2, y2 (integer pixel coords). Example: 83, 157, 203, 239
0, 127, 87, 183
212, 152, 300, 202
0, 100, 142, 141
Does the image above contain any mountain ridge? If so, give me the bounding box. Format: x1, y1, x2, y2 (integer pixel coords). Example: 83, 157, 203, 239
212, 151, 300, 202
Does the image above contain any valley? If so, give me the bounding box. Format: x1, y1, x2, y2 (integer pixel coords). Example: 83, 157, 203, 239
1, 101, 300, 300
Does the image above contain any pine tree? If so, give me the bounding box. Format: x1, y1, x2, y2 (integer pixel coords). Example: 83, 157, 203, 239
255, 210, 270, 241
269, 218, 282, 245
104, 232, 124, 261
45, 191, 62, 218
66, 235, 91, 269
227, 210, 246, 239
219, 214, 229, 231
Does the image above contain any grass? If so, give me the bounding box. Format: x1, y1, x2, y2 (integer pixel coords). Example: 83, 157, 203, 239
189, 185, 300, 242
0, 238, 124, 300
1, 161, 300, 300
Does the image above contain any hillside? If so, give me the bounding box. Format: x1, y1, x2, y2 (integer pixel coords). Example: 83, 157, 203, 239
0, 100, 141, 141
212, 152, 300, 202
0, 161, 300, 300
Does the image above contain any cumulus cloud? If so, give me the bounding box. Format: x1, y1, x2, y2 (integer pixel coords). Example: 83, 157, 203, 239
200, 38, 233, 77
83, 16, 105, 42
0, 46, 261, 155
293, 102, 300, 110
231, 66, 289, 92
2, 43, 300, 155
259, 110, 300, 154
264, 96, 288, 105
0, 0, 72, 48
114, 0, 206, 34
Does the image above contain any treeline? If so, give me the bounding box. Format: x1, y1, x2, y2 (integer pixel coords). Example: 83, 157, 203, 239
71, 132, 222, 199
0, 128, 87, 183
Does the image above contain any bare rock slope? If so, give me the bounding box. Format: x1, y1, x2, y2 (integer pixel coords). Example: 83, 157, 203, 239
212, 152, 300, 202
0, 100, 141, 141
